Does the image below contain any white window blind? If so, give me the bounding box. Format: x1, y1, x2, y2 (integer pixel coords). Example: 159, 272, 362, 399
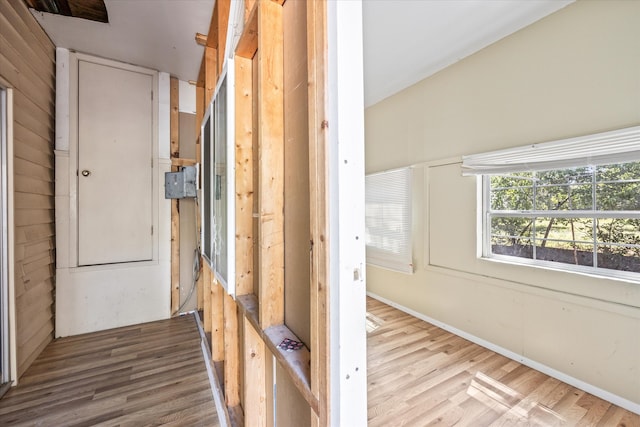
365, 167, 413, 274
462, 125, 640, 175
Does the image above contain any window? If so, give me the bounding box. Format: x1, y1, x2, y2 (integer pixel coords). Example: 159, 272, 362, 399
365, 167, 413, 273
201, 63, 235, 293
463, 126, 640, 279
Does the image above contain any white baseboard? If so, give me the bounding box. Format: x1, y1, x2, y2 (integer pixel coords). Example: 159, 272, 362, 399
367, 291, 640, 415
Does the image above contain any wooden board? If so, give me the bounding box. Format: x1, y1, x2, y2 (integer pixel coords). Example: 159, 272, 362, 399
243, 316, 267, 427
211, 278, 224, 362
257, 0, 285, 330
223, 293, 240, 407
234, 56, 254, 296
306, 1, 330, 424
170, 77, 180, 314
203, 264, 212, 333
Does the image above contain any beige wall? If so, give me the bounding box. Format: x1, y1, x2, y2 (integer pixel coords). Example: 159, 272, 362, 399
365, 0, 640, 408
0, 0, 56, 378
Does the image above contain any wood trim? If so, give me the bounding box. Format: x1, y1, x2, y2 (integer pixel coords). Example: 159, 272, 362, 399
257, 0, 285, 330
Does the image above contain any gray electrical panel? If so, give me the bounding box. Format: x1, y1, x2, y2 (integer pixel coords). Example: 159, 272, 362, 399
165, 165, 197, 199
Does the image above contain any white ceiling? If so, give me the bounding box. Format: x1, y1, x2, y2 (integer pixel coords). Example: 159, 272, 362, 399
363, 0, 573, 107
30, 0, 215, 83
30, 0, 573, 107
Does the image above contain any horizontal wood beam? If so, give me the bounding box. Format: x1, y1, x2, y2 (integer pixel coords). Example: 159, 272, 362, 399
195, 32, 207, 46
171, 157, 196, 167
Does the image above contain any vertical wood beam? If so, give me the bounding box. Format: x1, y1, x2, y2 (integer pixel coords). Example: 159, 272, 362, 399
257, 0, 285, 329
205, 47, 218, 105
203, 264, 212, 333
244, 317, 267, 427
224, 293, 241, 406
211, 278, 225, 361
170, 77, 180, 314
235, 56, 254, 296
217, 0, 231, 74
195, 84, 205, 311
307, 0, 329, 425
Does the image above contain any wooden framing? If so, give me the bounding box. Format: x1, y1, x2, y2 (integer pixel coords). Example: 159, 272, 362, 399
306, 1, 330, 424
170, 76, 180, 314
194, 0, 333, 424
256, 0, 284, 330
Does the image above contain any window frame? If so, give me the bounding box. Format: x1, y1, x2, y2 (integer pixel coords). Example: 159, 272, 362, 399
481, 164, 640, 282
200, 61, 235, 294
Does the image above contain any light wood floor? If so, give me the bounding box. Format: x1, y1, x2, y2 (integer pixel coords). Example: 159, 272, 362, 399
367, 297, 640, 427
0, 314, 220, 426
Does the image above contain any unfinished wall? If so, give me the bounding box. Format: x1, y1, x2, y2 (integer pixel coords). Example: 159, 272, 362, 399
0, 0, 56, 378
365, 0, 640, 411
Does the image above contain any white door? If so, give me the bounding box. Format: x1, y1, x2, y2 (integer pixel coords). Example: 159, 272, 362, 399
77, 61, 153, 266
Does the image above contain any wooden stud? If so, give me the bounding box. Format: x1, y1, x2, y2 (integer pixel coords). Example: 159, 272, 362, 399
236, 2, 258, 59
217, 0, 231, 74
170, 77, 180, 314
205, 46, 218, 105
211, 277, 225, 362
170, 157, 196, 167
245, 0, 257, 23
203, 264, 212, 333
224, 293, 241, 407
307, 0, 329, 425
207, 0, 220, 49
195, 32, 208, 46
235, 56, 254, 296
195, 87, 204, 311
257, 0, 285, 330
243, 317, 267, 427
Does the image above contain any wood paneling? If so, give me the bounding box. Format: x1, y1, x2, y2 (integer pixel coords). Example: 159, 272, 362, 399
0, 314, 221, 426
366, 297, 640, 426
0, 0, 56, 379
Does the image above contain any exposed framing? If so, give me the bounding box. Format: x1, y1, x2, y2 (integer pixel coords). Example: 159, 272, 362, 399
194, 0, 366, 425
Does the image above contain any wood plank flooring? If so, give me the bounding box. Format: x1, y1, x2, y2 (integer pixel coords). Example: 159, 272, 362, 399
0, 314, 220, 426
367, 297, 640, 427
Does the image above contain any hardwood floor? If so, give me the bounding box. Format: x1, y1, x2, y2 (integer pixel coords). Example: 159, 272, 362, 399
367, 297, 640, 427
0, 313, 221, 426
